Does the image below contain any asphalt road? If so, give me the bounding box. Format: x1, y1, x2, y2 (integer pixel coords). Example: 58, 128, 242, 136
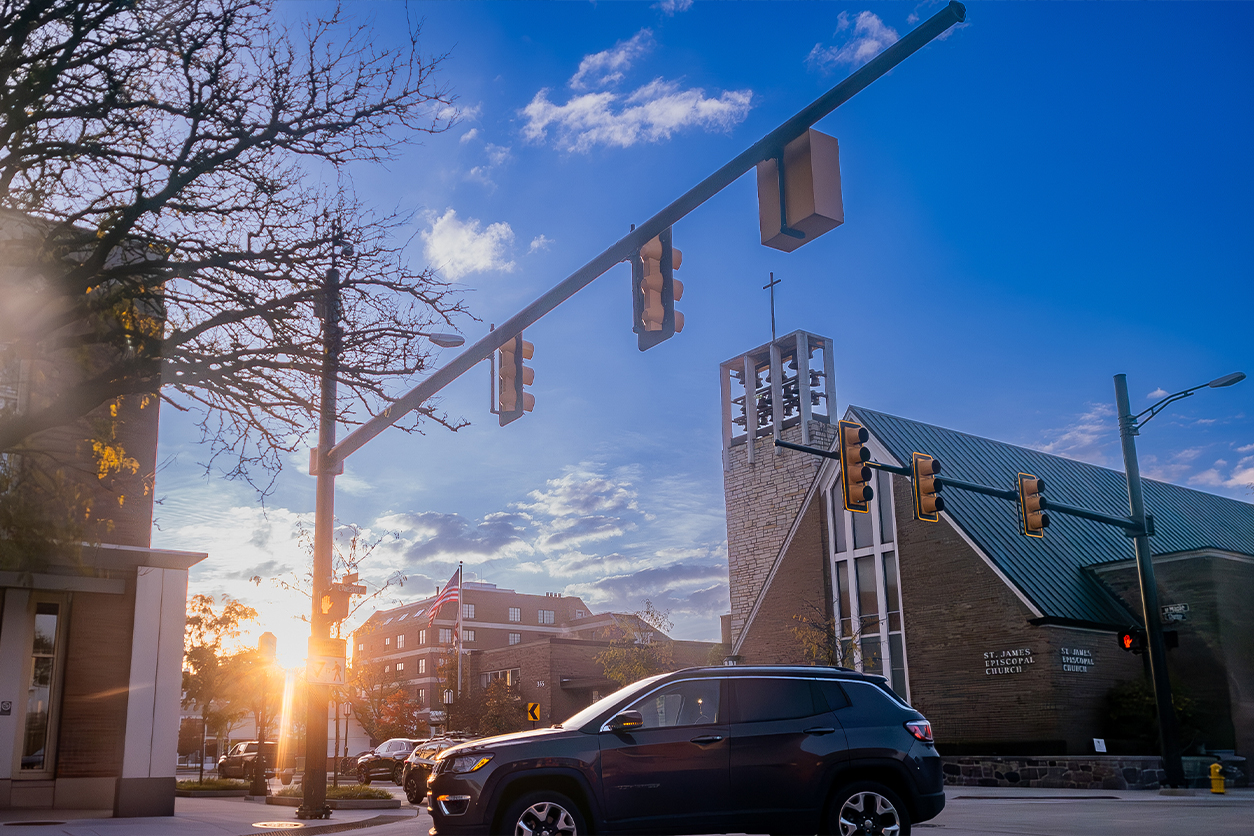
919, 788, 1253, 836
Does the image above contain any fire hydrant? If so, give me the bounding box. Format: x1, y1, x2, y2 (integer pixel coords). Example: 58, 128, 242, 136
1210, 760, 1226, 794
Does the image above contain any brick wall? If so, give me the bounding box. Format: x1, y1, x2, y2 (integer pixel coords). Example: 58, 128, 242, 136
735, 493, 827, 665
724, 420, 835, 643
56, 584, 136, 777
1096, 554, 1254, 756
892, 475, 1143, 752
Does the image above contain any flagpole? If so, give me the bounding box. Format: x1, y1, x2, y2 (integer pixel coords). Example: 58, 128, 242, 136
456, 561, 463, 699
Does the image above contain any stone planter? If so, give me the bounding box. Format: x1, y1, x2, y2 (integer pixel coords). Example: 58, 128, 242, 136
267, 796, 402, 809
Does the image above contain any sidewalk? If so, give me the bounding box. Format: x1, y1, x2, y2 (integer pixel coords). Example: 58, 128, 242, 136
0, 794, 428, 836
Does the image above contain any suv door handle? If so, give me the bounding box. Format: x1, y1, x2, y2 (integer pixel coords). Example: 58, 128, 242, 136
804, 727, 837, 736
690, 735, 724, 745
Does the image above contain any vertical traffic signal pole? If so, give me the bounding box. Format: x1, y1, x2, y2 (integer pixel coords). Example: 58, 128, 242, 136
299, 230, 343, 820
1114, 374, 1183, 788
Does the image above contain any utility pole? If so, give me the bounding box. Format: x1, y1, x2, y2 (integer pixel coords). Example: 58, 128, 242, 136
298, 222, 345, 820
1114, 374, 1183, 787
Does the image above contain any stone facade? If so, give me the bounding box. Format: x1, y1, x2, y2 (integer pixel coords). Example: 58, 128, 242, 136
723, 419, 835, 642
941, 756, 1167, 789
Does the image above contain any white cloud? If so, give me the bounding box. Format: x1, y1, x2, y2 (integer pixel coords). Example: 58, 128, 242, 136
459, 128, 480, 144
1148, 387, 1170, 399
523, 80, 752, 153
529, 234, 553, 254
420, 209, 516, 280
807, 11, 900, 72
652, 0, 693, 16
1034, 403, 1117, 466
1238, 443, 1254, 454
570, 30, 654, 90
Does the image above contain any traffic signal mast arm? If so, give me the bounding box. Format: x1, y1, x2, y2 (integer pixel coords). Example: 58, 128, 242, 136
324, 2, 966, 466
773, 438, 1151, 536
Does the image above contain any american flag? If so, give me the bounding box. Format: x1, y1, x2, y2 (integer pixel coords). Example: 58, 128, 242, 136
427, 568, 461, 625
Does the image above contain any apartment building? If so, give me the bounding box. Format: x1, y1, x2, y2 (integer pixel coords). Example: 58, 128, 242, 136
353, 582, 594, 724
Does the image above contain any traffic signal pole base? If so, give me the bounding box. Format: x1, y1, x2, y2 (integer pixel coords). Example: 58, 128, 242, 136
295, 807, 332, 820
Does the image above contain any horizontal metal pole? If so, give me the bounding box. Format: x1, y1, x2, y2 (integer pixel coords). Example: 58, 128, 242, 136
774, 439, 840, 460
937, 476, 1018, 503
329, 2, 967, 464
866, 460, 913, 478
1043, 499, 1142, 533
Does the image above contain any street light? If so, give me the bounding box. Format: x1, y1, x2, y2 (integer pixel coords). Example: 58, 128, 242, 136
1113, 370, 1245, 788
419, 331, 465, 349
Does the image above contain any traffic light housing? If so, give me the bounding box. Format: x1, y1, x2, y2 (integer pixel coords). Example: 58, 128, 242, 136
1017, 473, 1049, 537
498, 333, 535, 426
1118, 627, 1146, 654
633, 227, 683, 351
912, 452, 944, 522
839, 419, 873, 513
321, 575, 366, 624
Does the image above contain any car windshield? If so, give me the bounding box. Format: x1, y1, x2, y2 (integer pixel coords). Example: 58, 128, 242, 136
557, 673, 669, 730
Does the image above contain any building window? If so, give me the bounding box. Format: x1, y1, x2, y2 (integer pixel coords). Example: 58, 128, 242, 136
481, 668, 521, 689
357, 642, 364, 652
463, 603, 475, 620
509, 632, 521, 646
397, 634, 405, 649
418, 629, 426, 645
417, 688, 425, 706
384, 637, 391, 647
538, 609, 555, 625
509, 607, 521, 623
825, 468, 909, 699
462, 629, 475, 643
383, 617, 393, 625
439, 628, 452, 645
443, 689, 454, 705
395, 661, 404, 673
418, 658, 426, 675
398, 613, 408, 621
21, 599, 65, 775
385, 664, 391, 673
575, 609, 585, 619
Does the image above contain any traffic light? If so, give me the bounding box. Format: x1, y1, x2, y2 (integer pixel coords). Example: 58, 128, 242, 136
633, 227, 683, 351
912, 452, 944, 522
839, 419, 873, 513
1017, 473, 1049, 538
321, 574, 367, 624
1118, 627, 1147, 654
498, 333, 534, 426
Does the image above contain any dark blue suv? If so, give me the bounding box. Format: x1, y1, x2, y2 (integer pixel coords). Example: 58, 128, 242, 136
428, 665, 943, 836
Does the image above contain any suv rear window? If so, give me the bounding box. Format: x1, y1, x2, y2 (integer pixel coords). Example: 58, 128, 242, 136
730, 678, 827, 723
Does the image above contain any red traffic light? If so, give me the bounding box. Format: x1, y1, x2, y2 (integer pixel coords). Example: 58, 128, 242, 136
1118, 627, 1146, 654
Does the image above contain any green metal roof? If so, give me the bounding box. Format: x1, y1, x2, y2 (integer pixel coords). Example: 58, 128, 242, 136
850, 407, 1254, 628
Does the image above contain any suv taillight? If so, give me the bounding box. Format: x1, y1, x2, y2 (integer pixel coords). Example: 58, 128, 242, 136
905, 720, 933, 743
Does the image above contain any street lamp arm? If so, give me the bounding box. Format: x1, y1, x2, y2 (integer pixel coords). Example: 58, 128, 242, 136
1133, 371, 1246, 428
1133, 387, 1199, 427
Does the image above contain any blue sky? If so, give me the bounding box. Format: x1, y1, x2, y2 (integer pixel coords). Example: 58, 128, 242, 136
153, 1, 1254, 664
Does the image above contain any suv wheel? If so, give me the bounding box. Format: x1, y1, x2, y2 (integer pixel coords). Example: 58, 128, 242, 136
404, 772, 424, 805
501, 790, 586, 836
828, 781, 910, 836
392, 763, 405, 785
357, 767, 371, 785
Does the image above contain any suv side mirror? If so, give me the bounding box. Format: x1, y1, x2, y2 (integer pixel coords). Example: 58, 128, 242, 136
606, 710, 644, 733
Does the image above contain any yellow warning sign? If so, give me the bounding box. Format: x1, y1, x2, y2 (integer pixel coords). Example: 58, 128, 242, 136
526, 702, 540, 722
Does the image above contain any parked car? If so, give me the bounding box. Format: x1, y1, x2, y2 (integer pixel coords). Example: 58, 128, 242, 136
217, 741, 277, 781
401, 736, 479, 804
356, 737, 423, 785
428, 665, 944, 836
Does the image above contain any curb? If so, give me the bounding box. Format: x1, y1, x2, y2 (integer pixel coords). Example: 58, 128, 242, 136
252, 814, 410, 835
266, 797, 403, 810
175, 789, 250, 798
